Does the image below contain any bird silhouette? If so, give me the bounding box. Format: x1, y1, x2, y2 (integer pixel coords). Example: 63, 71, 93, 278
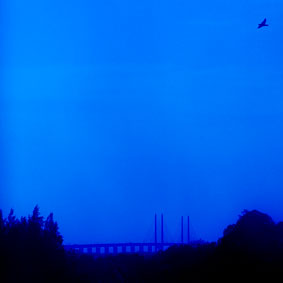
258, 18, 268, 29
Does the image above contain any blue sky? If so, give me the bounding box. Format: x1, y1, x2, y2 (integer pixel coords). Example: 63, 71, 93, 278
1, 0, 283, 243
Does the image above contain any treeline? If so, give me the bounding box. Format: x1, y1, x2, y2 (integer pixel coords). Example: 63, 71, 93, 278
1, 207, 283, 282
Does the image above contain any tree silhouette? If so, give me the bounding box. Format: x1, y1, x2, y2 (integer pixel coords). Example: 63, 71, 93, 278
7, 209, 17, 229
0, 206, 71, 282
220, 210, 276, 251
44, 213, 63, 247
28, 205, 44, 234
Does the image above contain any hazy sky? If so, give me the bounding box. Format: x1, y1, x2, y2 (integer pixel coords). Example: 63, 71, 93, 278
1, 0, 283, 244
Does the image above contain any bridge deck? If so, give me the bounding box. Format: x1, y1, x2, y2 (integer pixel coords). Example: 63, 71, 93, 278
64, 242, 181, 256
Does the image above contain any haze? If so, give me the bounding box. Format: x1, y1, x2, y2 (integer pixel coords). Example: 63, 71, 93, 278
1, 0, 283, 244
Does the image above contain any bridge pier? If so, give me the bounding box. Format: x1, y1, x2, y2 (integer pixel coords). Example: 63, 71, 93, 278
96, 247, 100, 255
122, 245, 126, 253
113, 246, 118, 254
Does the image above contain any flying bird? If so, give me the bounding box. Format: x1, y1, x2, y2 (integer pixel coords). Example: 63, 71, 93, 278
258, 18, 268, 29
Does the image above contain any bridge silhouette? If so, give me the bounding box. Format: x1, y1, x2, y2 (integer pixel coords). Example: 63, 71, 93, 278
64, 214, 190, 256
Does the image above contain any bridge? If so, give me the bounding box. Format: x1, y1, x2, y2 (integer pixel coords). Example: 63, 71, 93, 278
64, 214, 190, 256
64, 242, 179, 256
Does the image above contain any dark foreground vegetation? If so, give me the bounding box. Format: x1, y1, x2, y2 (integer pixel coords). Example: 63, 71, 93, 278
1, 207, 283, 282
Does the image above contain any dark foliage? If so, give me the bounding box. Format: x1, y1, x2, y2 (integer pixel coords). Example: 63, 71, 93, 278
0, 208, 283, 282
0, 206, 76, 282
